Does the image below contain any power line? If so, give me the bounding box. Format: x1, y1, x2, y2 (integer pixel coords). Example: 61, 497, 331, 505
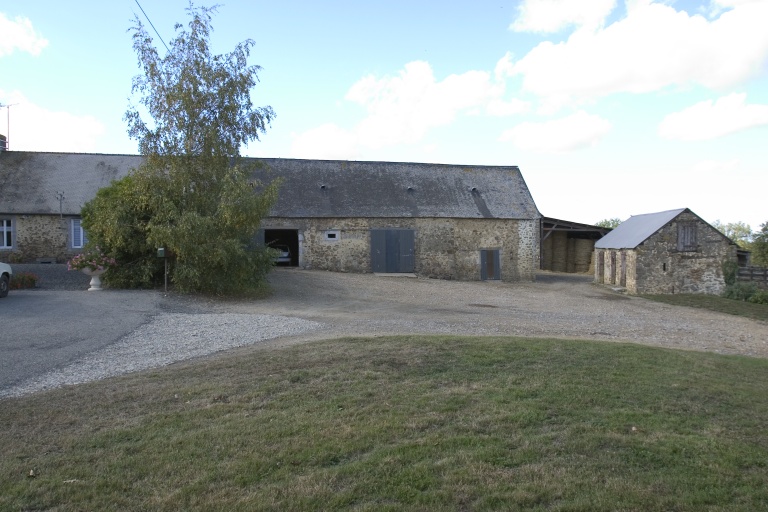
134, 0, 170, 52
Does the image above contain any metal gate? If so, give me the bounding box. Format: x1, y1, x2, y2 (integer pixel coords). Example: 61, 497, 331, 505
371, 229, 415, 273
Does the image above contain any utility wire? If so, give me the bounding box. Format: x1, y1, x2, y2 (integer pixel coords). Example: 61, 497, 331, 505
134, 0, 170, 52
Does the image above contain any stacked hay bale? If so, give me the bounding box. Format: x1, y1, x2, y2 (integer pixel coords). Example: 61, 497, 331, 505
551, 231, 568, 272
574, 239, 594, 274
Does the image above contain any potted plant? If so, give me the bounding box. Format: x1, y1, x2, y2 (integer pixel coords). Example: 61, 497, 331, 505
67, 247, 116, 291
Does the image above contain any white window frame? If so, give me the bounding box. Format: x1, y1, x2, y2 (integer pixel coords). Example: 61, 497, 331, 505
71, 218, 88, 249
1, 218, 12, 249
323, 229, 341, 242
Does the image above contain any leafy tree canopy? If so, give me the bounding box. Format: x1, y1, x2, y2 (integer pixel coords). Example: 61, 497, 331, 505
751, 221, 768, 267
595, 218, 623, 229
712, 220, 752, 248
82, 2, 279, 295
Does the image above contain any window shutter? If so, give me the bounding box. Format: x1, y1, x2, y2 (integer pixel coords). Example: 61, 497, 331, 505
72, 219, 87, 248
677, 223, 697, 251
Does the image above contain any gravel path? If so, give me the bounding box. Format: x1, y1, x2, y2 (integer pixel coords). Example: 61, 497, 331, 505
3, 266, 767, 399
2, 313, 322, 398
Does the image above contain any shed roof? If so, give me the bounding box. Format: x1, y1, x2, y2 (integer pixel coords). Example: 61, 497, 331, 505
594, 208, 687, 249
0, 152, 540, 220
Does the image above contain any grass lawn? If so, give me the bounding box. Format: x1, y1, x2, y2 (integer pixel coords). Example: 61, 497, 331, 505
2, 335, 768, 511
642, 293, 768, 322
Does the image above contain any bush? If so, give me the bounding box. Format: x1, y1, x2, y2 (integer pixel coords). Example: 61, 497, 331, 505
10, 272, 38, 290
722, 282, 758, 301
747, 288, 768, 305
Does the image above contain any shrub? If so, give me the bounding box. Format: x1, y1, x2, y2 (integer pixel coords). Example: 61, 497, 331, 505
10, 272, 38, 290
747, 288, 768, 305
722, 282, 758, 301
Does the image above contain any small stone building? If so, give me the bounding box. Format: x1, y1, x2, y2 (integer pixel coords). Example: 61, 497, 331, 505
594, 208, 737, 295
0, 151, 541, 282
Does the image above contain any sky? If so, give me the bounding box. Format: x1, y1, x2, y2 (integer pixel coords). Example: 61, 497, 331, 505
1, 0, 767, 230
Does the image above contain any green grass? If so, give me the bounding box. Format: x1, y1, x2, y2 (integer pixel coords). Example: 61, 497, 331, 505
642, 293, 768, 322
2, 336, 768, 511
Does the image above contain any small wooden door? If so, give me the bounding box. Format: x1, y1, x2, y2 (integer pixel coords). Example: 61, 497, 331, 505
480, 249, 500, 280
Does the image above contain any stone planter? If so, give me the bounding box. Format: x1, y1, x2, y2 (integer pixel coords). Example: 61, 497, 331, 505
81, 267, 106, 291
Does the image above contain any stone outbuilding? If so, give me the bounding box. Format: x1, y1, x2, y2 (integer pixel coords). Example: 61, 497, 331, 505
594, 208, 737, 295
0, 151, 541, 282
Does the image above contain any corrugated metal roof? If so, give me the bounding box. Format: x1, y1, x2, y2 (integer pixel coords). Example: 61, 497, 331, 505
0, 152, 541, 220
594, 209, 687, 249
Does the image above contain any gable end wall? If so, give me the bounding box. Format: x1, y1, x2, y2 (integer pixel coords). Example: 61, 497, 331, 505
596, 211, 735, 295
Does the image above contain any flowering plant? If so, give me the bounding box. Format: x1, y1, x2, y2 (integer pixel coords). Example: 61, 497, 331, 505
67, 247, 117, 271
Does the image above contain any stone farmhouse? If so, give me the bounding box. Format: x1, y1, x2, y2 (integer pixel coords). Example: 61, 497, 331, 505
0, 151, 541, 282
594, 208, 737, 295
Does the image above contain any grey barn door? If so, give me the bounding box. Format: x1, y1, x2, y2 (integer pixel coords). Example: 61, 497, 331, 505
371, 229, 415, 273
480, 249, 500, 280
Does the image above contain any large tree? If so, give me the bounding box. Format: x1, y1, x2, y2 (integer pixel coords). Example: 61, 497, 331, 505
82, 3, 279, 295
712, 220, 752, 248
751, 222, 768, 267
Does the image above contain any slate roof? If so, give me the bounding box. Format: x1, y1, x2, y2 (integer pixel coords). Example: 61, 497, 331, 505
594, 208, 687, 249
0, 152, 540, 220
0, 152, 142, 215
257, 158, 539, 219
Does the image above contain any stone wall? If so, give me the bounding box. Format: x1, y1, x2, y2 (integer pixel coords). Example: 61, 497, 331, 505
594, 211, 736, 295
262, 217, 539, 281
0, 215, 82, 263
635, 211, 735, 295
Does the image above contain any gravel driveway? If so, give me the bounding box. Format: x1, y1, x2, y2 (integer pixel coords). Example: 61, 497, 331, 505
2, 266, 767, 398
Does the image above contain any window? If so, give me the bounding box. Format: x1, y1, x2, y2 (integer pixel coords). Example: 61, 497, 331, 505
71, 219, 88, 248
677, 223, 697, 251
1, 219, 12, 248
323, 230, 340, 242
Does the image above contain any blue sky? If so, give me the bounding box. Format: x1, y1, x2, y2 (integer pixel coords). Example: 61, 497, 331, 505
1, 0, 767, 230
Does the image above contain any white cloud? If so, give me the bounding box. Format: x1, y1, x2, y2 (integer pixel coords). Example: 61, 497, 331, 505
511, 0, 768, 110
291, 123, 359, 160
658, 93, 768, 141
486, 98, 530, 117
0, 13, 48, 57
291, 56, 529, 159
690, 158, 741, 176
498, 110, 612, 152
0, 91, 105, 152
347, 61, 498, 149
511, 0, 617, 33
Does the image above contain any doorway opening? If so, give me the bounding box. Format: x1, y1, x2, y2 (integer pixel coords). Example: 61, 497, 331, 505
264, 229, 299, 267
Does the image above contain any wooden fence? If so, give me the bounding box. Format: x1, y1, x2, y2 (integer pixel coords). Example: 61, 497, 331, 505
738, 267, 768, 287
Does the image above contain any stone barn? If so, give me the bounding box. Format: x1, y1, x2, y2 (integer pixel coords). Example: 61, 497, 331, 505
0, 152, 541, 282
256, 158, 541, 281
594, 208, 737, 295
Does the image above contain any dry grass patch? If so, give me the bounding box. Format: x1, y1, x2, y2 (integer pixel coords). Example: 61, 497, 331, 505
2, 335, 768, 511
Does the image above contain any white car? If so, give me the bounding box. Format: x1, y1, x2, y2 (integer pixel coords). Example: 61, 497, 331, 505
273, 245, 291, 264
0, 262, 11, 298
